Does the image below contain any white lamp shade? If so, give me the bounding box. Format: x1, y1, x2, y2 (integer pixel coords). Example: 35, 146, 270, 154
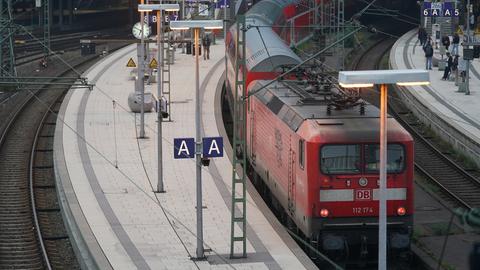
138, 4, 180, 12
170, 20, 224, 30
339, 69, 430, 88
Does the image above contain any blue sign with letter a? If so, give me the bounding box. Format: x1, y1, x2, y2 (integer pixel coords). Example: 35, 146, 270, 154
174, 138, 195, 159
202, 137, 224, 158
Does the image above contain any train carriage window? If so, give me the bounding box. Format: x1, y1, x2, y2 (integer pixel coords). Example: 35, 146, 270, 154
299, 139, 305, 169
320, 145, 361, 174
364, 144, 405, 173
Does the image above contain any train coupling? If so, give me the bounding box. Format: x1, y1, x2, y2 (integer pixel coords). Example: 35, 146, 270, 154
390, 232, 410, 250
322, 234, 345, 252
360, 235, 368, 258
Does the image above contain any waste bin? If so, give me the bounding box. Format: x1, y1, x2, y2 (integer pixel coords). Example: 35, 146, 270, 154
192, 43, 201, 56
186, 41, 192, 54
168, 47, 175, 64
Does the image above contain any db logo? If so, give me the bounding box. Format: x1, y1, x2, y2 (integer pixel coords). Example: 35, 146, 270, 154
355, 189, 372, 201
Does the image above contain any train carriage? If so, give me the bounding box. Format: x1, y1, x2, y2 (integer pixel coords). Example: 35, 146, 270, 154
225, 0, 414, 263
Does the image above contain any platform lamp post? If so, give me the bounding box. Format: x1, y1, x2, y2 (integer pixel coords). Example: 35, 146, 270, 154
138, 3, 180, 194
338, 69, 429, 270
169, 19, 223, 260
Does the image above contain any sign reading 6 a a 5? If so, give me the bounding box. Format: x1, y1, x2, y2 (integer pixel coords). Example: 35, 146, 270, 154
423, 2, 460, 17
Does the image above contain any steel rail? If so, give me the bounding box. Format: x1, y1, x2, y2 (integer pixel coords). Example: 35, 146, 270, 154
29, 94, 58, 270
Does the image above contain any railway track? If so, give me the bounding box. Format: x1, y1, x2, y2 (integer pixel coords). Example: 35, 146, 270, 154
0, 35, 128, 269
352, 35, 480, 210
15, 29, 126, 65
0, 82, 76, 269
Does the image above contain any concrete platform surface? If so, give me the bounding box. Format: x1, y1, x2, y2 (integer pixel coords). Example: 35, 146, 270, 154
54, 41, 316, 269
392, 29, 480, 146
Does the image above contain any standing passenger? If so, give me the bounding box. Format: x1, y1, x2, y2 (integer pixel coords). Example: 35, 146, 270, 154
418, 27, 427, 46
202, 34, 211, 60
441, 35, 451, 51
452, 33, 460, 55
425, 43, 434, 70
442, 52, 453, 80
452, 55, 459, 84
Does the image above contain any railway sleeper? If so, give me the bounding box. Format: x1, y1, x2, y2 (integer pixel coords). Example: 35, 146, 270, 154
36, 207, 60, 212
0, 211, 32, 216
33, 184, 56, 189
0, 259, 43, 265
0, 244, 42, 251
33, 165, 53, 169
0, 238, 37, 243
35, 149, 53, 152
0, 260, 44, 266
44, 235, 69, 241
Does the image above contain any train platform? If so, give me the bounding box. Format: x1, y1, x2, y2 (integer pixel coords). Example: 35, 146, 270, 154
53, 40, 316, 269
391, 30, 480, 270
391, 29, 480, 159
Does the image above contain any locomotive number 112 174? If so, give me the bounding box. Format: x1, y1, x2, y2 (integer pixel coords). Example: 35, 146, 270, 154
352, 207, 374, 215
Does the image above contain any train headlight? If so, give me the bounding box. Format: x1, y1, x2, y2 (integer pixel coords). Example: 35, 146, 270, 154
358, 177, 368, 187
320, 208, 329, 218
397, 207, 406, 216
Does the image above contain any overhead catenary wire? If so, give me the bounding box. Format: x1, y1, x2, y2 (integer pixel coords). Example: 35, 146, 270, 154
11, 22, 280, 269
133, 115, 200, 269
11, 5, 477, 269
0, 39, 242, 270
16, 24, 264, 211
18, 83, 238, 270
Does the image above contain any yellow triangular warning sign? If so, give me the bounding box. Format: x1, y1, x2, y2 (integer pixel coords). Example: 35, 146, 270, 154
149, 58, 158, 69
126, 58, 136, 68
456, 26, 464, 35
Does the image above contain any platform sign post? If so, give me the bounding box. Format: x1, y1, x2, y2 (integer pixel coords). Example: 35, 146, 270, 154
140, 1, 146, 138
466, 0, 472, 95
169, 19, 223, 260
138, 3, 180, 192
157, 7, 165, 193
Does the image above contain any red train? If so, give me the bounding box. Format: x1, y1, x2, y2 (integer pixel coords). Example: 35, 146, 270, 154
225, 0, 414, 264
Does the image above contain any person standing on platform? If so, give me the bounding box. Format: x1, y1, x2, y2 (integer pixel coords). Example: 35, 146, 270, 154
470, 14, 475, 31
418, 27, 427, 47
452, 33, 460, 55
452, 55, 459, 84
425, 42, 434, 70
202, 34, 211, 60
442, 52, 453, 80
441, 35, 451, 51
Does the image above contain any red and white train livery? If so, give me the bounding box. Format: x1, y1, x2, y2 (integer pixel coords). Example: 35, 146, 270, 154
225, 0, 413, 262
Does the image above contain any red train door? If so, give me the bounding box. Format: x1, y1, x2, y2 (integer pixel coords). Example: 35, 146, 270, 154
288, 143, 296, 215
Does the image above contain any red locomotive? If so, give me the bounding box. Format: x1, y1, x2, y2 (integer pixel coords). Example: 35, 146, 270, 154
225, 0, 414, 264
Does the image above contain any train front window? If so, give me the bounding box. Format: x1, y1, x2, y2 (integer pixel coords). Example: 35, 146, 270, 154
364, 144, 405, 173
320, 145, 360, 174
